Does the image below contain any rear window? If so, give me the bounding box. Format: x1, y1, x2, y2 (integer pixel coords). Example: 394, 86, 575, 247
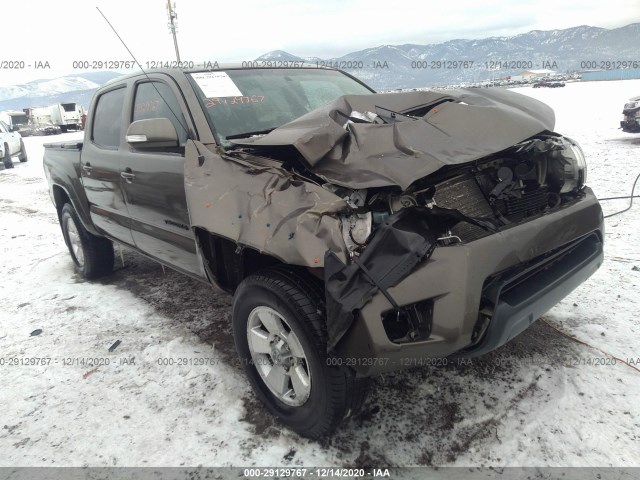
92, 88, 126, 149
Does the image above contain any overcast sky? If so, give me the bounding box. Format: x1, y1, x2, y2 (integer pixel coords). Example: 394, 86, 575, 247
2, 0, 639, 86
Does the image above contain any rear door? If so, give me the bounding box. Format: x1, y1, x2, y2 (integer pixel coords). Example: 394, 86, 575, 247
120, 76, 202, 276
80, 84, 135, 246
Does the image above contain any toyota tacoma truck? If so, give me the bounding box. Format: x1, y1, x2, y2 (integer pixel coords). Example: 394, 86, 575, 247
43, 66, 604, 438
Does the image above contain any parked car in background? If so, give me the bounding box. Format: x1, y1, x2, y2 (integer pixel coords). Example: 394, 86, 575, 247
0, 120, 28, 169
621, 96, 640, 133
533, 81, 565, 88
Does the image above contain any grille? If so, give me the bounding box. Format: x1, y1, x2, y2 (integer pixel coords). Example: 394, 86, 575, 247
434, 174, 494, 242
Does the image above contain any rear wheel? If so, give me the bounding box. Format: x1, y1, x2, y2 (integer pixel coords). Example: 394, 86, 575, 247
232, 267, 369, 438
60, 203, 114, 279
18, 139, 27, 162
3, 144, 13, 169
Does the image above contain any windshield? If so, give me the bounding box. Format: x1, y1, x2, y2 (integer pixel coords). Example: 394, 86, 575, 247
188, 68, 374, 146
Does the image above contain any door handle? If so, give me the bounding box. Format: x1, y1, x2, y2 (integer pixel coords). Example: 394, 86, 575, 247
82, 163, 92, 175
120, 167, 135, 183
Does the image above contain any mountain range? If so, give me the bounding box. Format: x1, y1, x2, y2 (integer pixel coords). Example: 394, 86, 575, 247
256, 23, 640, 89
0, 71, 122, 112
1, 23, 638, 112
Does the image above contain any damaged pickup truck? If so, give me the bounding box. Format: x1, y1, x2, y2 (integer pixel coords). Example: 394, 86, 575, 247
43, 66, 603, 438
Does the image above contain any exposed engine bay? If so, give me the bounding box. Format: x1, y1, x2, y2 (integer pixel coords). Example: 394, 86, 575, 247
335, 133, 588, 256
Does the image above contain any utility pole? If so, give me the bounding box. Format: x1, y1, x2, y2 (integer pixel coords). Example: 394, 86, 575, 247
167, 0, 181, 62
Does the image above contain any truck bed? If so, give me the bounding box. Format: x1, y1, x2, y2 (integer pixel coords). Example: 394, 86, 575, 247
42, 140, 95, 234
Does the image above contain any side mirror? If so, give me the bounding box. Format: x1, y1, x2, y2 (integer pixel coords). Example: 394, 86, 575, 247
125, 118, 179, 149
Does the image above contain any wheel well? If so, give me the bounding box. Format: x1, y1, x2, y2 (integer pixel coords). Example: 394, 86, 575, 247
52, 185, 71, 218
195, 228, 310, 292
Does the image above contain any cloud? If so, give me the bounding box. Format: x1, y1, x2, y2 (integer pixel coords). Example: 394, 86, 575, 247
1, 0, 638, 85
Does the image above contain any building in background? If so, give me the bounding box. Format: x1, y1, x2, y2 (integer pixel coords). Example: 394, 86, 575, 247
581, 69, 640, 81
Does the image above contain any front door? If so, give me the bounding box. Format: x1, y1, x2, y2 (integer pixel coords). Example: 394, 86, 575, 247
120, 77, 202, 276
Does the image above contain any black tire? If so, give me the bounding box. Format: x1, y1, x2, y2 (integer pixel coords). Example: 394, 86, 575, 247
18, 139, 27, 162
3, 144, 14, 169
60, 125, 68, 133
232, 267, 370, 439
60, 203, 114, 279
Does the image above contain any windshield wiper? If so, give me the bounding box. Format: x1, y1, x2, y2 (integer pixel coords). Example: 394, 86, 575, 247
225, 128, 276, 140
374, 106, 419, 124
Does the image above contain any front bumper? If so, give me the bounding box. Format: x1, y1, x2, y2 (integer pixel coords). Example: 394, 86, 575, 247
621, 109, 640, 132
333, 188, 604, 376
620, 118, 640, 133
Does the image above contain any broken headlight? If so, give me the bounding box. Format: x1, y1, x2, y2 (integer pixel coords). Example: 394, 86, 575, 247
550, 137, 587, 193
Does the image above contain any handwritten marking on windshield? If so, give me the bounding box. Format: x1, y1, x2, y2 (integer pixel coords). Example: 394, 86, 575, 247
206, 96, 265, 108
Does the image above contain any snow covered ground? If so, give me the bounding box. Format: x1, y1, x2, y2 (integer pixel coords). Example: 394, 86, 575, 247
0, 80, 639, 468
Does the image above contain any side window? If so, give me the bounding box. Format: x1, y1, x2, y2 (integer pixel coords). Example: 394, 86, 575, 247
92, 87, 126, 149
0, 122, 7, 133
132, 82, 188, 145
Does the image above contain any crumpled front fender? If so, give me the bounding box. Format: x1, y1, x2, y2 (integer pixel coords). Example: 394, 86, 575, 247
184, 140, 348, 268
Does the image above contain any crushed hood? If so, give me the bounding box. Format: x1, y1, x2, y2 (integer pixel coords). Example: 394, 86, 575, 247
232, 89, 555, 190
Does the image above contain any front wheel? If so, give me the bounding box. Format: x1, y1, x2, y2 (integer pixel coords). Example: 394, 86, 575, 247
232, 268, 369, 439
60, 203, 114, 279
